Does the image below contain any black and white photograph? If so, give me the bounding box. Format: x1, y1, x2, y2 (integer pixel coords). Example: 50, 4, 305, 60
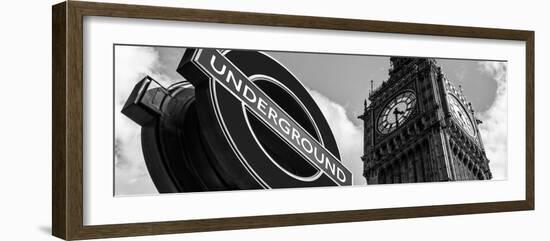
2, 0, 545, 240
114, 45, 507, 195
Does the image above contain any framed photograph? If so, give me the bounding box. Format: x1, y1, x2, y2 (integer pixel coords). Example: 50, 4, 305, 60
52, 1, 534, 240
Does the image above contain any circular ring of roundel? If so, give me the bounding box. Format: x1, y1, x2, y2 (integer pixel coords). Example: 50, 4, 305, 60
122, 50, 341, 193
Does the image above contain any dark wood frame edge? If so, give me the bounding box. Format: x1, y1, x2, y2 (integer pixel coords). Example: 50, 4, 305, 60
52, 1, 535, 240
52, 1, 67, 239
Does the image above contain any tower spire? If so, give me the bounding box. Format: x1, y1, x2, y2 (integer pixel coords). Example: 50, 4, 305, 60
369, 80, 373, 96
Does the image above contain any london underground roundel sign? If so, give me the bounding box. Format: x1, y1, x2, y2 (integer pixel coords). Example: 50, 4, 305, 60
122, 48, 352, 193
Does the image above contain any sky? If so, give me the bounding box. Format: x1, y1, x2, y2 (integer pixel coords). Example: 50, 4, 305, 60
114, 45, 507, 195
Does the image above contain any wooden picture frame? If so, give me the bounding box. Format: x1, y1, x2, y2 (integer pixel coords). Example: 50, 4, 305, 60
52, 1, 534, 240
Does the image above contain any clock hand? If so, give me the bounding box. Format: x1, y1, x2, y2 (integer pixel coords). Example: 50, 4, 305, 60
393, 107, 404, 126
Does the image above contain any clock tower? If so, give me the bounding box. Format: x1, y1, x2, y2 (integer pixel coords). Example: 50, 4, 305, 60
359, 57, 492, 184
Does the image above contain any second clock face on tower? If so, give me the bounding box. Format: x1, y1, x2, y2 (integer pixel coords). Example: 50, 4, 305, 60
447, 93, 476, 137
377, 91, 417, 134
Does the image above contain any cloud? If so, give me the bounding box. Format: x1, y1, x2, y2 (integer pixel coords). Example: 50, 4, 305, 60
308, 90, 366, 185
477, 62, 507, 180
114, 46, 167, 195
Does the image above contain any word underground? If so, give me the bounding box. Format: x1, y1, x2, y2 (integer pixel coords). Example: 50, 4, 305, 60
191, 49, 352, 185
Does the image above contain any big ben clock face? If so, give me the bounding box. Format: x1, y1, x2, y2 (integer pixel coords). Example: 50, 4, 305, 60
377, 91, 417, 134
447, 93, 476, 137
